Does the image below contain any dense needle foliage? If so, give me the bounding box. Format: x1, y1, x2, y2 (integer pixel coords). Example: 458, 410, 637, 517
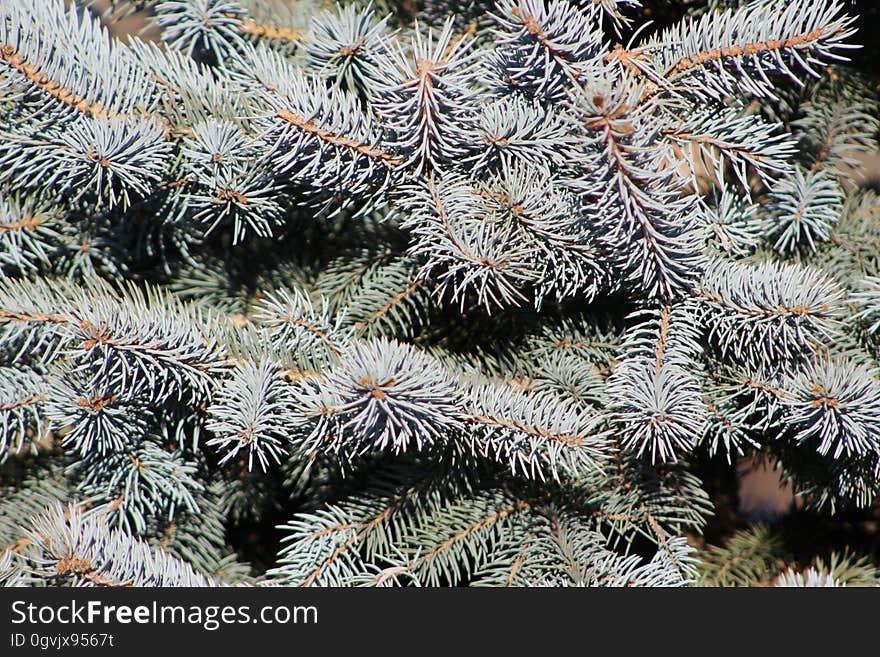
1, 0, 879, 587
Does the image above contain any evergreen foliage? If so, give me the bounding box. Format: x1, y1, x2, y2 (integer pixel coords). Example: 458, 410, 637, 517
1, 0, 879, 587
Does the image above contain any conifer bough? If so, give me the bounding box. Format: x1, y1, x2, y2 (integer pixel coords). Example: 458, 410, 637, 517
0, 0, 878, 587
